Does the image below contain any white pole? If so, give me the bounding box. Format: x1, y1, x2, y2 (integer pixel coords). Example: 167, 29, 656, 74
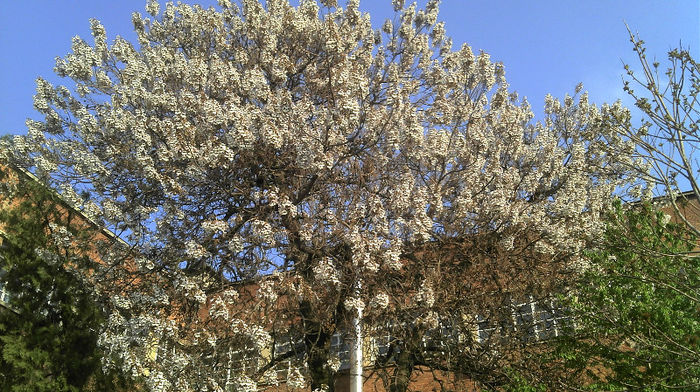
349, 282, 363, 392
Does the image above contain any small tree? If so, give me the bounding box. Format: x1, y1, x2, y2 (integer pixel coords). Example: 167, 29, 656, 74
0, 163, 134, 392
621, 29, 699, 237
545, 201, 699, 391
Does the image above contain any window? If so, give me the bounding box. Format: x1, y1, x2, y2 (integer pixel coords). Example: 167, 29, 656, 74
330, 332, 351, 370
0, 236, 13, 306
422, 320, 461, 353
229, 345, 260, 374
270, 336, 305, 379
475, 314, 496, 343
0, 268, 10, 305
475, 313, 514, 344
370, 320, 461, 363
533, 299, 569, 340
513, 296, 569, 341
477, 296, 569, 343
374, 330, 397, 359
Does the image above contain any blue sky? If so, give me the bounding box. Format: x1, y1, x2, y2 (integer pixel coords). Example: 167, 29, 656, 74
1, 1, 697, 136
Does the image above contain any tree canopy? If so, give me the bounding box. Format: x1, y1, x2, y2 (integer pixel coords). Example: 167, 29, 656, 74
537, 201, 699, 391
0, 164, 134, 392
2, 1, 639, 390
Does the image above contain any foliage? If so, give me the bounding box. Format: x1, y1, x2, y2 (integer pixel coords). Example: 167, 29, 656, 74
497, 369, 546, 392
621, 29, 700, 237
3, 0, 638, 390
549, 200, 699, 391
0, 165, 134, 391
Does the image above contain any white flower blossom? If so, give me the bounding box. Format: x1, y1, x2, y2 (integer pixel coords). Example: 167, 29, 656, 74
344, 297, 365, 313
313, 258, 341, 285
369, 292, 390, 309
202, 219, 228, 234
660, 213, 671, 227
416, 284, 435, 307
185, 240, 208, 259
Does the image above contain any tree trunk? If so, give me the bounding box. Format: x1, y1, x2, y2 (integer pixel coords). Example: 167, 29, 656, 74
300, 299, 335, 392
389, 349, 414, 392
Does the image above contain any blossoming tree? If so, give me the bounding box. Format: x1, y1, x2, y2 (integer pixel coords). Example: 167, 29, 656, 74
4, 0, 638, 390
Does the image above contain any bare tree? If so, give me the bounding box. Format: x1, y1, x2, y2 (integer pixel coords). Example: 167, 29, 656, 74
622, 27, 700, 237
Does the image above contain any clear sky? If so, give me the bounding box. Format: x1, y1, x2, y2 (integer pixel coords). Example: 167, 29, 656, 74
1, 1, 698, 137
